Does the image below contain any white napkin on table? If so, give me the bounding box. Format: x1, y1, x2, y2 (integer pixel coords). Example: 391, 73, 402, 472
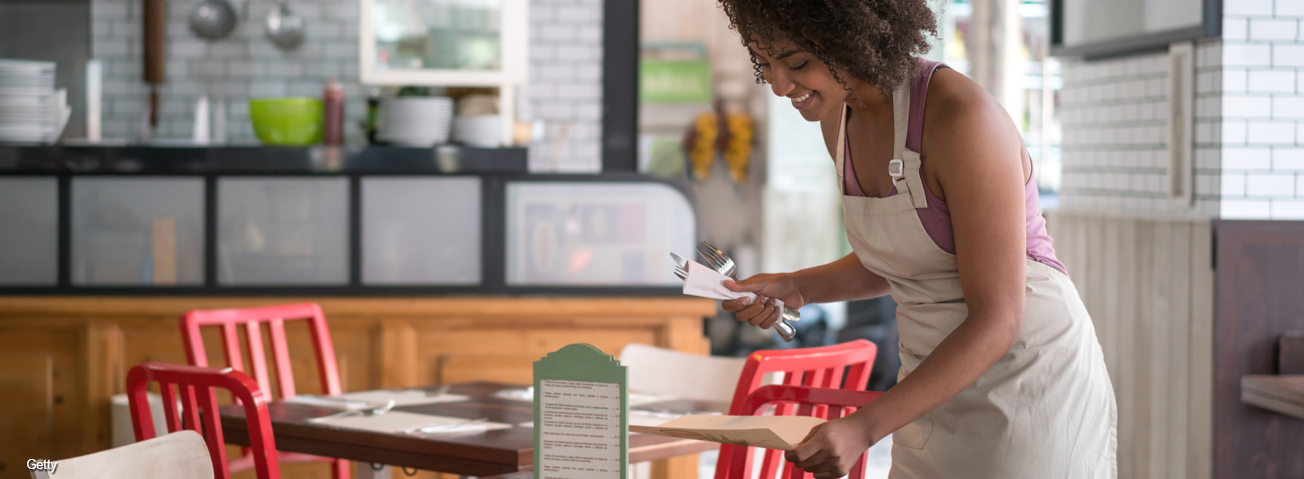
283, 395, 372, 410
682, 260, 785, 312
336, 389, 469, 407
312, 410, 511, 436
285, 390, 468, 410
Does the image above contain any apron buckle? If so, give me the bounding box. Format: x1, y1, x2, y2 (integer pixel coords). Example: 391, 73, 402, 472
888, 158, 905, 180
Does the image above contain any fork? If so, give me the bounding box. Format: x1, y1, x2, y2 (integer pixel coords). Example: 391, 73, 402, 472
697, 241, 799, 342
308, 399, 397, 423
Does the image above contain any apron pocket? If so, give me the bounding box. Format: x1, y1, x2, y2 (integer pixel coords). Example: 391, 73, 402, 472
892, 412, 933, 450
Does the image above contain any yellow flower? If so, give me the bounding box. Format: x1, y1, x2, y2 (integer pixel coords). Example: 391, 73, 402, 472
723, 113, 752, 183
690, 112, 718, 180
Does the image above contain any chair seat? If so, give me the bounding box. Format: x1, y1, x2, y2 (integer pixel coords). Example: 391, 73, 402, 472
32, 431, 213, 479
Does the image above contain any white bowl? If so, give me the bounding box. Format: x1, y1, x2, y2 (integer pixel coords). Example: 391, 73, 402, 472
452, 115, 503, 147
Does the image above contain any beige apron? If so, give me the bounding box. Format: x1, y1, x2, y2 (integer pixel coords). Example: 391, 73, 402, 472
834, 83, 1117, 478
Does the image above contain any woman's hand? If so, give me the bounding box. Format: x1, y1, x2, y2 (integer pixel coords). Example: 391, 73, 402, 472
785, 416, 876, 479
721, 273, 806, 330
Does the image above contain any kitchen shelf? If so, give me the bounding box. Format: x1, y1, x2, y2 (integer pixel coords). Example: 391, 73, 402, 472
0, 145, 528, 175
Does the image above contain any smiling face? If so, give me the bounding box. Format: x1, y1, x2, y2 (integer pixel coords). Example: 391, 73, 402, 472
751, 38, 854, 122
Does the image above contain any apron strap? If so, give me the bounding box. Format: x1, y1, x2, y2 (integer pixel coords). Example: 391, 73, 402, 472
892, 82, 929, 209
834, 103, 849, 195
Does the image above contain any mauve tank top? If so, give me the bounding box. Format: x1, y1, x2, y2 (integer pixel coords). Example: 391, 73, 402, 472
842, 59, 1067, 275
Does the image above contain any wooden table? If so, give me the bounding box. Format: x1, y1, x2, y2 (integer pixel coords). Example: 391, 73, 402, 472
220, 382, 725, 477
1241, 374, 1304, 419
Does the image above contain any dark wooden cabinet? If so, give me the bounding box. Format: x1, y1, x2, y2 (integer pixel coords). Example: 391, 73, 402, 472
1214, 220, 1304, 479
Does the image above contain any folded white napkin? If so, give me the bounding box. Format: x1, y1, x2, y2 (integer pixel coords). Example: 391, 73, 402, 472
285, 390, 468, 410
682, 260, 785, 312
283, 395, 372, 410
311, 410, 511, 436
336, 389, 469, 407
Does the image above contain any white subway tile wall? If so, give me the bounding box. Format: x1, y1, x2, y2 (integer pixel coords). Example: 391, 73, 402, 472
1058, 44, 1222, 217
524, 0, 603, 172
91, 0, 604, 172
1059, 0, 1304, 220
1218, 0, 1304, 219
92, 0, 368, 143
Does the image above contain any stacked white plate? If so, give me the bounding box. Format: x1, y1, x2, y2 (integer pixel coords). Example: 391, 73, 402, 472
0, 59, 69, 144
376, 97, 453, 147
452, 115, 503, 148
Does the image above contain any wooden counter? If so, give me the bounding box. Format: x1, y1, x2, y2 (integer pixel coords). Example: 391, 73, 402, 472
0, 296, 714, 479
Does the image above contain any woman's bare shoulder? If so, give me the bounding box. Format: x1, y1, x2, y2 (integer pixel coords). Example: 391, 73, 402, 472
923, 68, 1001, 127
920, 67, 1023, 161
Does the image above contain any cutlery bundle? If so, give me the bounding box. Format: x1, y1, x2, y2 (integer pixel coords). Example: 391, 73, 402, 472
671, 241, 799, 342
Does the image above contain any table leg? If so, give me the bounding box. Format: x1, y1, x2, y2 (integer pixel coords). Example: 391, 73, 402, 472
356, 462, 392, 479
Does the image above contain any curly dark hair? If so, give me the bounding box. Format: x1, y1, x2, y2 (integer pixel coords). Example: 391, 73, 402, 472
718, 0, 939, 95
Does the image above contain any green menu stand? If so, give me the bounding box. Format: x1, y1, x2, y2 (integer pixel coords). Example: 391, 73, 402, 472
533, 343, 629, 479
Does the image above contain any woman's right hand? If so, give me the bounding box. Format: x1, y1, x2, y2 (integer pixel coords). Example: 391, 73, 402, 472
722, 273, 807, 330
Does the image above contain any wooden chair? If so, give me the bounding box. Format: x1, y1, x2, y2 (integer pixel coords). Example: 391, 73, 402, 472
30, 430, 213, 479
180, 303, 348, 479
717, 340, 878, 479
126, 362, 280, 479
722, 385, 885, 479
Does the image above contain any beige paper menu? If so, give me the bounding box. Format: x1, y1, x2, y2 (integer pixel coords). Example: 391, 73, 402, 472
629, 415, 824, 451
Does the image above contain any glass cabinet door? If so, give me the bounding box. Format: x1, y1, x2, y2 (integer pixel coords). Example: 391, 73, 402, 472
361, 177, 481, 285
360, 0, 527, 85
0, 178, 58, 285
505, 182, 696, 286
71, 178, 205, 286
217, 178, 349, 285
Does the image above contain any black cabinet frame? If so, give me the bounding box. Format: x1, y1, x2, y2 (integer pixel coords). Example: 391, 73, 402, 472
0, 146, 697, 296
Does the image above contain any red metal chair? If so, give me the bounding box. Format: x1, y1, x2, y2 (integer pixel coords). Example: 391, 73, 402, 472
180, 303, 348, 479
717, 340, 878, 479
722, 385, 885, 479
126, 361, 281, 479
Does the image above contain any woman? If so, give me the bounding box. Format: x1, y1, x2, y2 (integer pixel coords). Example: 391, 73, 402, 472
716, 1, 1117, 478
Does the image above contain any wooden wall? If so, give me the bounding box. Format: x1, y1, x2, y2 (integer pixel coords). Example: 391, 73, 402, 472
1213, 221, 1304, 478
1047, 211, 1215, 479
0, 296, 713, 479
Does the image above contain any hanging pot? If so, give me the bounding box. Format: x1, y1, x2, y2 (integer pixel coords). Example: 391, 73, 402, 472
265, 2, 305, 51
188, 0, 238, 41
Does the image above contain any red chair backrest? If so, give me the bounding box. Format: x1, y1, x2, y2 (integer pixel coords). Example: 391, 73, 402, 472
718, 340, 878, 479
725, 385, 884, 479
180, 303, 341, 400
126, 361, 281, 479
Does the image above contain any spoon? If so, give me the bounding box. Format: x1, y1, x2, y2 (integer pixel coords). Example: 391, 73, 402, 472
188, 0, 238, 41
308, 399, 396, 423
265, 2, 305, 51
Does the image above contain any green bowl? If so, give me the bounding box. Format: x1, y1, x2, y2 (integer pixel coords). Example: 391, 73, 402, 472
249, 97, 323, 145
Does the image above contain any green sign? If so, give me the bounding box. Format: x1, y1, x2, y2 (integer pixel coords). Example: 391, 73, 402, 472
533, 344, 628, 479
640, 59, 713, 103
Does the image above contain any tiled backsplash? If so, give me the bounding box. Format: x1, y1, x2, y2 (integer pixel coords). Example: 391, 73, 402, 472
92, 0, 369, 144
91, 0, 603, 173
1057, 43, 1222, 218
1059, 0, 1304, 220
523, 0, 603, 173
1218, 0, 1304, 219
